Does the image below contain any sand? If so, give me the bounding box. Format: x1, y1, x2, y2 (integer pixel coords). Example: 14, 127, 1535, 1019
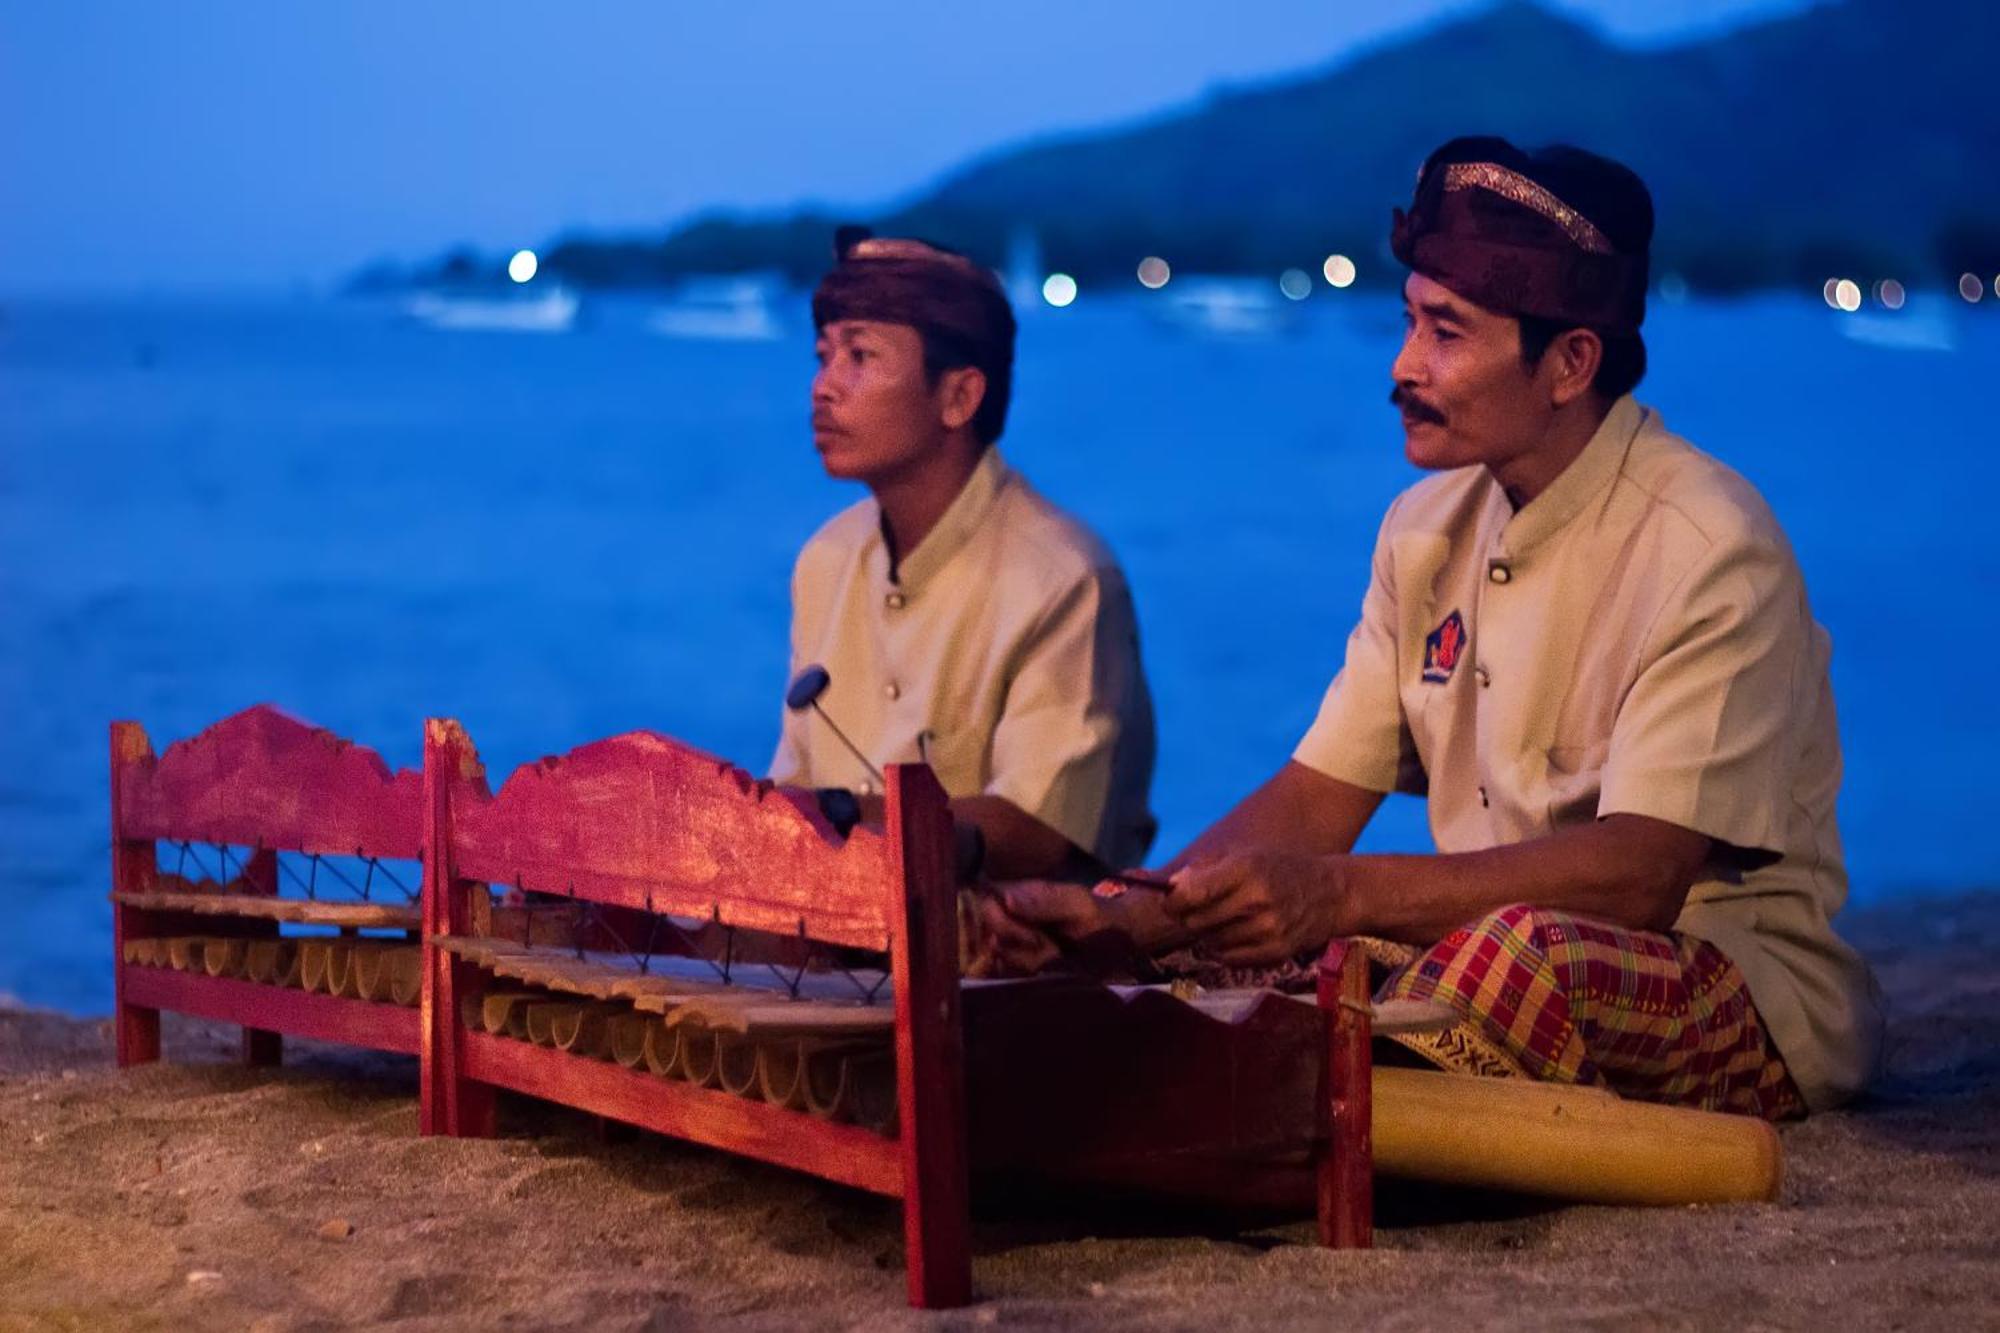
3, 893, 1996, 1331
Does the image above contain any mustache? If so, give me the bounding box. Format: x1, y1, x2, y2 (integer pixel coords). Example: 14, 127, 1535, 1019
1390, 385, 1446, 425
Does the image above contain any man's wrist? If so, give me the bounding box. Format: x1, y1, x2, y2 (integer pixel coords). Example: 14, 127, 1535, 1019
1103, 892, 1177, 954
1317, 853, 1360, 941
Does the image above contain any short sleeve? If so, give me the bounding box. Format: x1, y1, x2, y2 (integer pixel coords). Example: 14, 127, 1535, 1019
985, 565, 1151, 863
1596, 532, 1802, 861
1292, 499, 1425, 795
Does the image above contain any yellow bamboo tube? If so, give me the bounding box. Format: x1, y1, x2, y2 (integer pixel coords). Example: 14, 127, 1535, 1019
202, 937, 248, 979
347, 943, 397, 1001
297, 939, 334, 993
526, 1003, 575, 1048
166, 937, 203, 972
755, 1039, 807, 1110
459, 992, 484, 1032
716, 1033, 760, 1098
243, 939, 291, 985
1371, 1066, 1783, 1205
802, 1042, 896, 1132
802, 1043, 851, 1121
845, 1050, 897, 1134
387, 949, 424, 1007
678, 1024, 720, 1088
481, 992, 537, 1038
642, 1018, 683, 1078
273, 941, 303, 987
608, 1013, 650, 1069
322, 941, 359, 998
550, 1003, 611, 1059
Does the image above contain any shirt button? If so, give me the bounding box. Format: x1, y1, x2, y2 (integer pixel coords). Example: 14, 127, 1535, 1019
885, 591, 906, 610
1488, 562, 1512, 584
883, 681, 901, 701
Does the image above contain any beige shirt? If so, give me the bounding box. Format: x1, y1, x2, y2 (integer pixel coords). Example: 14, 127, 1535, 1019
1294, 396, 1884, 1111
772, 448, 1157, 869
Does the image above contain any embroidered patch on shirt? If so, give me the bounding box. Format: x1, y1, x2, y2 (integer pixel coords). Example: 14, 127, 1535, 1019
1421, 609, 1468, 685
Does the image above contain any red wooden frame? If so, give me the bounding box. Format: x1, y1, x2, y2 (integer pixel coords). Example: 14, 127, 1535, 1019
111, 708, 1375, 1307
110, 705, 424, 1067
419, 719, 972, 1306
417, 717, 1373, 1307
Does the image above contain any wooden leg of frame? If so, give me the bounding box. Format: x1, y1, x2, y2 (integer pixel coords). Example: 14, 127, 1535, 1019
437, 958, 495, 1138
1316, 939, 1374, 1248
243, 1028, 283, 1066
115, 993, 161, 1067
112, 893, 161, 1066
889, 765, 972, 1309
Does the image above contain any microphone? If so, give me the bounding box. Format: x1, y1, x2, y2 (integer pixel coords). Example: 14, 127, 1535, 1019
785, 665, 884, 787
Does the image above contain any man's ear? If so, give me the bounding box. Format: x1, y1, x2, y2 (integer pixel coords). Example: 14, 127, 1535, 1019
937, 365, 988, 433
1543, 328, 1604, 408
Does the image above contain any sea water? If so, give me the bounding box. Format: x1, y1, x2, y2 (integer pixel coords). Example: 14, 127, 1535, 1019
2, 290, 1993, 1013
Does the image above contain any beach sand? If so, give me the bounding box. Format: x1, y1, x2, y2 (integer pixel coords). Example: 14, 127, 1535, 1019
3, 893, 1995, 1331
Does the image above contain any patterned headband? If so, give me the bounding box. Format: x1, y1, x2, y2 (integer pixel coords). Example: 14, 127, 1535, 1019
1442, 162, 1614, 255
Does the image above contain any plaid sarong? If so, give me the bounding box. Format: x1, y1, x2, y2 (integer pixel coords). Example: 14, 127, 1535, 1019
1378, 904, 1803, 1120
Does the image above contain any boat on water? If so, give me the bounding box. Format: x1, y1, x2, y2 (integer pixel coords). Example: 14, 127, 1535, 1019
1147, 276, 1300, 339
1839, 295, 1958, 353
405, 285, 580, 334
645, 275, 786, 342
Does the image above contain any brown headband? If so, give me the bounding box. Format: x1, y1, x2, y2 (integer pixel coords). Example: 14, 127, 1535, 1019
812, 233, 1015, 361
1392, 159, 1647, 334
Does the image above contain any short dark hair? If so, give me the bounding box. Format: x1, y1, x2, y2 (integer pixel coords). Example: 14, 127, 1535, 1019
916, 328, 1012, 445
1509, 142, 1651, 401
1517, 314, 1648, 400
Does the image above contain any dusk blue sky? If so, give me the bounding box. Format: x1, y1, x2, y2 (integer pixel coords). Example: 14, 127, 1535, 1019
1, 0, 1818, 292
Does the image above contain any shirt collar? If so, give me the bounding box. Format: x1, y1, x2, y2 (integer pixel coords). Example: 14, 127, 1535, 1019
875, 447, 1013, 591
1494, 394, 1643, 557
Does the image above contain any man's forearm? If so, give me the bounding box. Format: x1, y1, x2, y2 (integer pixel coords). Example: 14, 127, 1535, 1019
1164, 761, 1384, 874
1336, 813, 1711, 945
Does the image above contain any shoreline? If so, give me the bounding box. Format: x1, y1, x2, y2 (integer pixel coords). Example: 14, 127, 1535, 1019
3, 892, 1996, 1329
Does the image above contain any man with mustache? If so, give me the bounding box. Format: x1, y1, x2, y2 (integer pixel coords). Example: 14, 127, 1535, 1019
772, 228, 1157, 882
998, 138, 1882, 1117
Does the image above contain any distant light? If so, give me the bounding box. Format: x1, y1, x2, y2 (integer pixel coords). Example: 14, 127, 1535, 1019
1136, 256, 1171, 290
1832, 279, 1861, 313
1994, 274, 2000, 299
1042, 273, 1078, 308
508, 249, 538, 284
1658, 272, 1689, 304
1322, 254, 1357, 289
1278, 268, 1312, 301
1821, 278, 1842, 309
1876, 279, 1906, 310
1959, 273, 1985, 303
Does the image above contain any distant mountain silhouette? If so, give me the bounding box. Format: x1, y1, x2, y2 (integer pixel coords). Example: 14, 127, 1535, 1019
385, 0, 1999, 294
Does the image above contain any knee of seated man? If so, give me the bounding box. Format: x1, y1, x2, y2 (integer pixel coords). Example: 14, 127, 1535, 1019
1458, 902, 1569, 955
1448, 896, 1600, 960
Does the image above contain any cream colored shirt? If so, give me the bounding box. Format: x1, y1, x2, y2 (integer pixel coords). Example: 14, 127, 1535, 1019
772, 448, 1157, 868
1294, 396, 1883, 1111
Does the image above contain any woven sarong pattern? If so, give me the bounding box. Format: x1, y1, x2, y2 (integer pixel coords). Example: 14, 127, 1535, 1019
1380, 904, 1803, 1120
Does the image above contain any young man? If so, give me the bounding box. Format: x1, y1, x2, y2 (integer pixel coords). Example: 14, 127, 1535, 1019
994, 139, 1882, 1116
770, 229, 1157, 880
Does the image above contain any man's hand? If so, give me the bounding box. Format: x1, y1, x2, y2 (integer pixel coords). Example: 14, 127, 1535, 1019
1165, 851, 1344, 965
963, 889, 1075, 976
993, 880, 1110, 947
